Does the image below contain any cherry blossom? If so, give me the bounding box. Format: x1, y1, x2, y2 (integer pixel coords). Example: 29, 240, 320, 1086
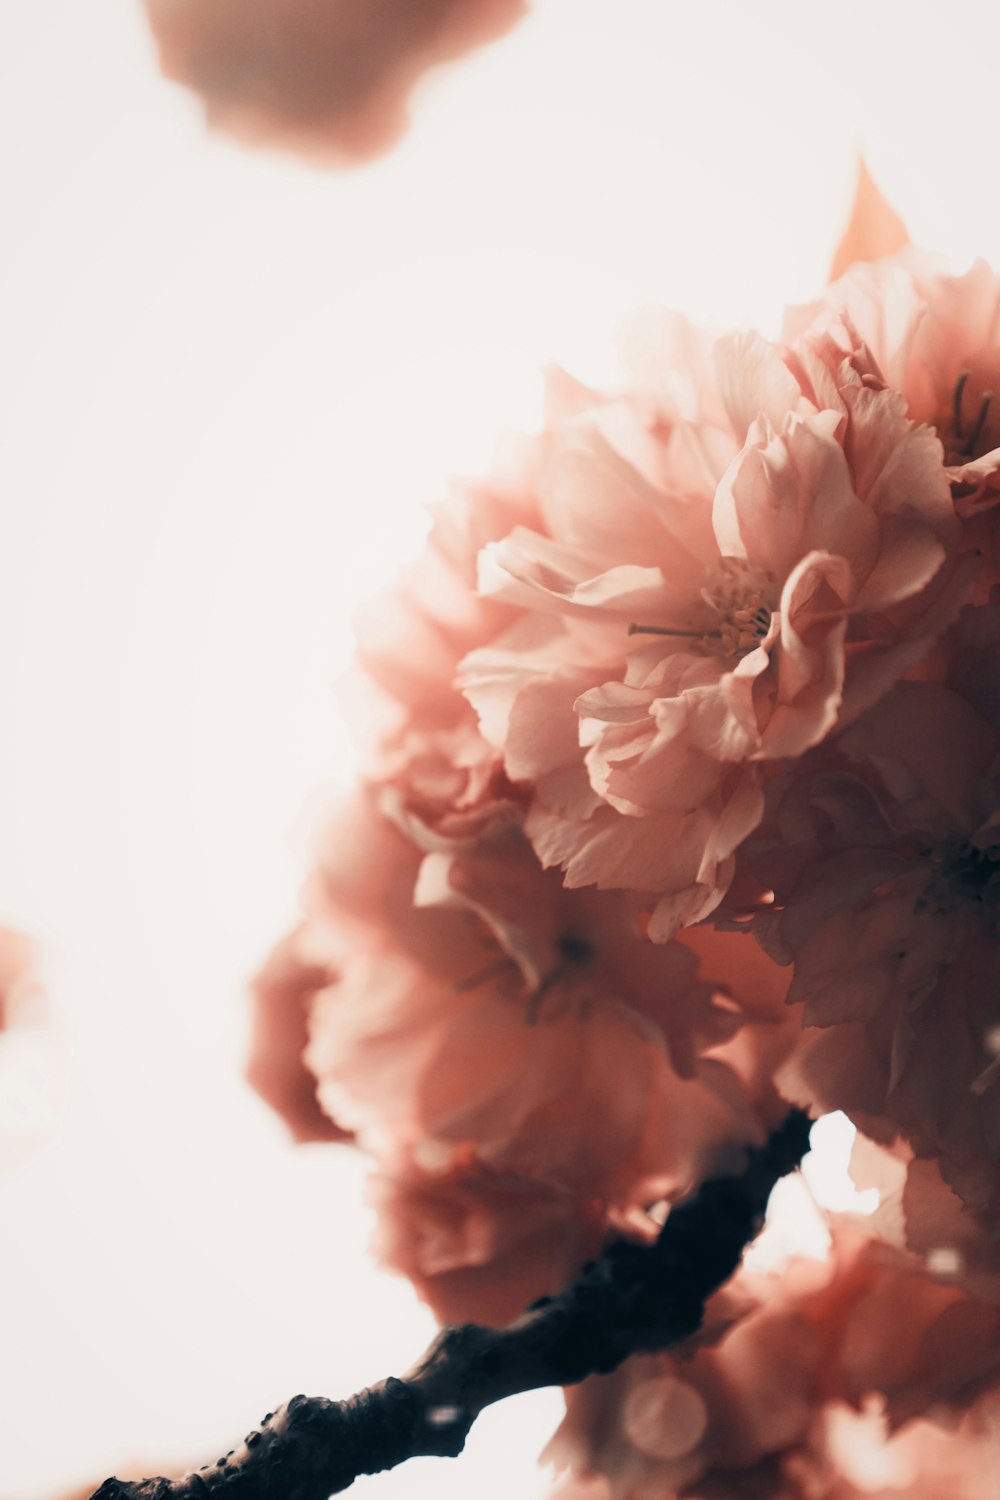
247, 168, 1000, 1485
460, 320, 958, 937
791, 203, 1000, 514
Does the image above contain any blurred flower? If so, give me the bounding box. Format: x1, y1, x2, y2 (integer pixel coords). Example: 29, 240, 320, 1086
367, 1155, 605, 1326
257, 784, 796, 1313
847, 1133, 1000, 1307
748, 600, 1000, 1236
248, 931, 348, 1143
547, 1225, 1000, 1498
250, 170, 1000, 1478
302, 791, 792, 1204
792, 214, 1000, 515
142, 0, 526, 164
346, 443, 540, 846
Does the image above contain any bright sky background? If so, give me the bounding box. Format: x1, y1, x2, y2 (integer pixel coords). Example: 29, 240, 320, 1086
1, 2, 999, 1496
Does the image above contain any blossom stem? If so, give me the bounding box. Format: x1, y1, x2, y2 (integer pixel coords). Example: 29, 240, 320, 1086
90, 1110, 811, 1500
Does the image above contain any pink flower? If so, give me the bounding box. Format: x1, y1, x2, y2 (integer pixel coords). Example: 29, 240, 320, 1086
792, 1401, 1000, 1500
791, 171, 1000, 515
347, 454, 540, 846
745, 601, 1000, 1235
460, 321, 956, 938
848, 1134, 1000, 1306
142, 0, 526, 164
547, 1404, 1000, 1500
253, 777, 798, 1322
234, 171, 1000, 1486
367, 1156, 605, 1326
301, 793, 793, 1211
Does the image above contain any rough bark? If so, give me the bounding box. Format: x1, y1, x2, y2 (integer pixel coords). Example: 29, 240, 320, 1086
92, 1109, 811, 1500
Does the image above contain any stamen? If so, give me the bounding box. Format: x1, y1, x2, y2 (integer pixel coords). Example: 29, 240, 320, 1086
557, 933, 594, 966
953, 368, 970, 440
628, 623, 721, 639
963, 391, 994, 457
629, 564, 774, 660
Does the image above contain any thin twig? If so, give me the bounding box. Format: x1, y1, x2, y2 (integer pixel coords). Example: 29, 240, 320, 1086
91, 1109, 811, 1500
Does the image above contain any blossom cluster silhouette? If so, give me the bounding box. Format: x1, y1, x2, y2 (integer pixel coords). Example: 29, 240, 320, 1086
142, 0, 525, 163
251, 186, 1000, 1496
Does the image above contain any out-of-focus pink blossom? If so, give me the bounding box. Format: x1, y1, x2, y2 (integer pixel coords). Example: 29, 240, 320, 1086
459, 320, 958, 938
747, 601, 1000, 1235
0, 926, 35, 1032
791, 173, 1000, 514
848, 1134, 1000, 1306
256, 780, 797, 1320
256, 783, 797, 1314
247, 932, 348, 1143
346, 448, 541, 846
248, 171, 1000, 1472
547, 1226, 1000, 1498
368, 1156, 605, 1326
548, 1401, 1000, 1500
302, 792, 794, 1208
142, 0, 526, 164
793, 1400, 1000, 1500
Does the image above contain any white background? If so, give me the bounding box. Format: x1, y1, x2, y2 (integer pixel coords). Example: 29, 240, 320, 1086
0, 2, 997, 1495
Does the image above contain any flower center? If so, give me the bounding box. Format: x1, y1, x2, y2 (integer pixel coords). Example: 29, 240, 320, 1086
923, 840, 1000, 924
556, 932, 595, 966
939, 364, 1000, 465
457, 931, 596, 1024
714, 592, 773, 656
525, 930, 596, 1023
628, 559, 775, 660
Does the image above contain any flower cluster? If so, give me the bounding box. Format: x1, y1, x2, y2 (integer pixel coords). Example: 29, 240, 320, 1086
142, 0, 525, 164
256, 181, 1000, 1493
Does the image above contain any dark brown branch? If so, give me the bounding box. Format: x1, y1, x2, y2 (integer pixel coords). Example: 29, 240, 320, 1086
91, 1110, 811, 1500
